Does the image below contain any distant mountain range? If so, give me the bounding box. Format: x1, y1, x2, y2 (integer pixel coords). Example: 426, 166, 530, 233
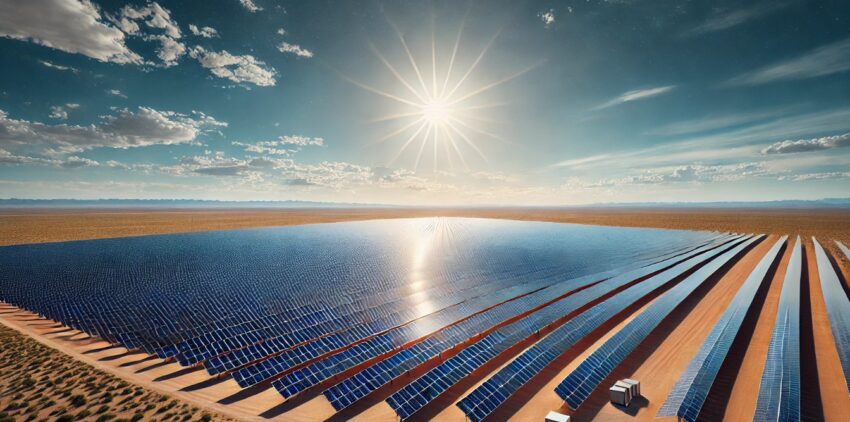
1, 198, 849, 209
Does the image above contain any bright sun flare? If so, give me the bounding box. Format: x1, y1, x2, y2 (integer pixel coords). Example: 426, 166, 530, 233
343, 18, 535, 172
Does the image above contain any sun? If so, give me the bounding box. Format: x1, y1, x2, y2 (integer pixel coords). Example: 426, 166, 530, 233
342, 17, 535, 172
421, 98, 453, 124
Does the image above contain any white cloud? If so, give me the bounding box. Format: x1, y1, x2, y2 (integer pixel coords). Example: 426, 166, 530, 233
233, 136, 324, 155
780, 172, 850, 181
566, 162, 771, 188
538, 9, 555, 28
107, 89, 127, 98
277, 42, 314, 58
116, 2, 181, 38
724, 38, 850, 86
112, 2, 185, 67
0, 149, 98, 168
38, 60, 79, 73
189, 46, 277, 87
593, 85, 676, 110
276, 28, 286, 36
684, 3, 789, 37
189, 24, 218, 38
239, 0, 262, 13
0, 0, 141, 64
762, 133, 850, 154
0, 107, 226, 154
48, 103, 80, 120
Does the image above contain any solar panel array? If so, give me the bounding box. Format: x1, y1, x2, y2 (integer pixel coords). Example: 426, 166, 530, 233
658, 236, 787, 421
0, 218, 723, 417
453, 235, 750, 421
754, 236, 802, 422
384, 235, 737, 420
811, 237, 850, 393
554, 235, 763, 411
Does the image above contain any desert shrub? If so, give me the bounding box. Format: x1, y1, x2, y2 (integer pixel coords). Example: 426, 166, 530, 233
199, 414, 212, 422
130, 413, 144, 422
56, 415, 75, 422
76, 409, 91, 418
95, 414, 115, 422
69, 395, 87, 407
96, 405, 109, 414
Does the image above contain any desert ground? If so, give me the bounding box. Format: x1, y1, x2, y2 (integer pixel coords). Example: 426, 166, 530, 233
1, 208, 848, 421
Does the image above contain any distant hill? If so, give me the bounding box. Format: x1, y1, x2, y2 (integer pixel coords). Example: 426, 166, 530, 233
0, 198, 848, 209
0, 198, 397, 208
584, 198, 850, 209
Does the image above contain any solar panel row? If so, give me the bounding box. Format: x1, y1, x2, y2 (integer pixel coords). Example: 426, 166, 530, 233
554, 235, 762, 411
754, 236, 802, 422
811, 237, 850, 393
658, 235, 787, 421
455, 235, 750, 422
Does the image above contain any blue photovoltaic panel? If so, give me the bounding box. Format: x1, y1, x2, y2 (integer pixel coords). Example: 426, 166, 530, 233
658, 235, 787, 421
812, 237, 850, 393
754, 236, 802, 422
454, 235, 751, 422
554, 235, 762, 412
0, 217, 718, 412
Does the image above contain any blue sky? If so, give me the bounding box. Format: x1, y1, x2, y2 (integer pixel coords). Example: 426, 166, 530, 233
1, 0, 848, 205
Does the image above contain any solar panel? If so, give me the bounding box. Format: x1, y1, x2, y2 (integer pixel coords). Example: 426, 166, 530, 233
658, 235, 787, 421
455, 235, 752, 422
754, 236, 802, 422
553, 235, 762, 411
811, 237, 850, 393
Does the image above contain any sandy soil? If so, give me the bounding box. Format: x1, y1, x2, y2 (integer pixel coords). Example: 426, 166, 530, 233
0, 320, 233, 422
1, 207, 848, 247
1, 209, 849, 421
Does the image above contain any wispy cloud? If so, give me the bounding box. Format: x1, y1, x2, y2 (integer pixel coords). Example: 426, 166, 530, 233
762, 133, 850, 154
724, 38, 850, 86
592, 85, 676, 111
646, 107, 794, 137
238, 0, 262, 13
278, 42, 314, 58
684, 3, 789, 37
39, 60, 79, 73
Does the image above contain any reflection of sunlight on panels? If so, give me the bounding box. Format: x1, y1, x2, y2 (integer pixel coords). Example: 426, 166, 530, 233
408, 218, 441, 334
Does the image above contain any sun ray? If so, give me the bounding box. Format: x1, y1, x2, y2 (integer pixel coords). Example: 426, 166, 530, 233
370, 43, 429, 103
340, 73, 422, 107
449, 116, 505, 142
446, 120, 488, 163
389, 21, 431, 100
389, 120, 430, 165
444, 28, 502, 100
440, 8, 469, 97
431, 17, 438, 98
413, 123, 434, 171
370, 110, 425, 124
442, 124, 470, 170
372, 116, 426, 146
448, 63, 540, 105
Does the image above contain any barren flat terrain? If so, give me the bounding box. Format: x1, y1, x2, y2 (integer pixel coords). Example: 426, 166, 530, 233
1, 207, 849, 247
1, 208, 849, 422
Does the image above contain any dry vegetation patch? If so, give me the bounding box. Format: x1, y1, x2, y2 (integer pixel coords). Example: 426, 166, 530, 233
0, 325, 232, 422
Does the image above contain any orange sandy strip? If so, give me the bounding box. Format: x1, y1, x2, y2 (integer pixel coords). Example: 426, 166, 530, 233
805, 240, 850, 420
721, 236, 791, 420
